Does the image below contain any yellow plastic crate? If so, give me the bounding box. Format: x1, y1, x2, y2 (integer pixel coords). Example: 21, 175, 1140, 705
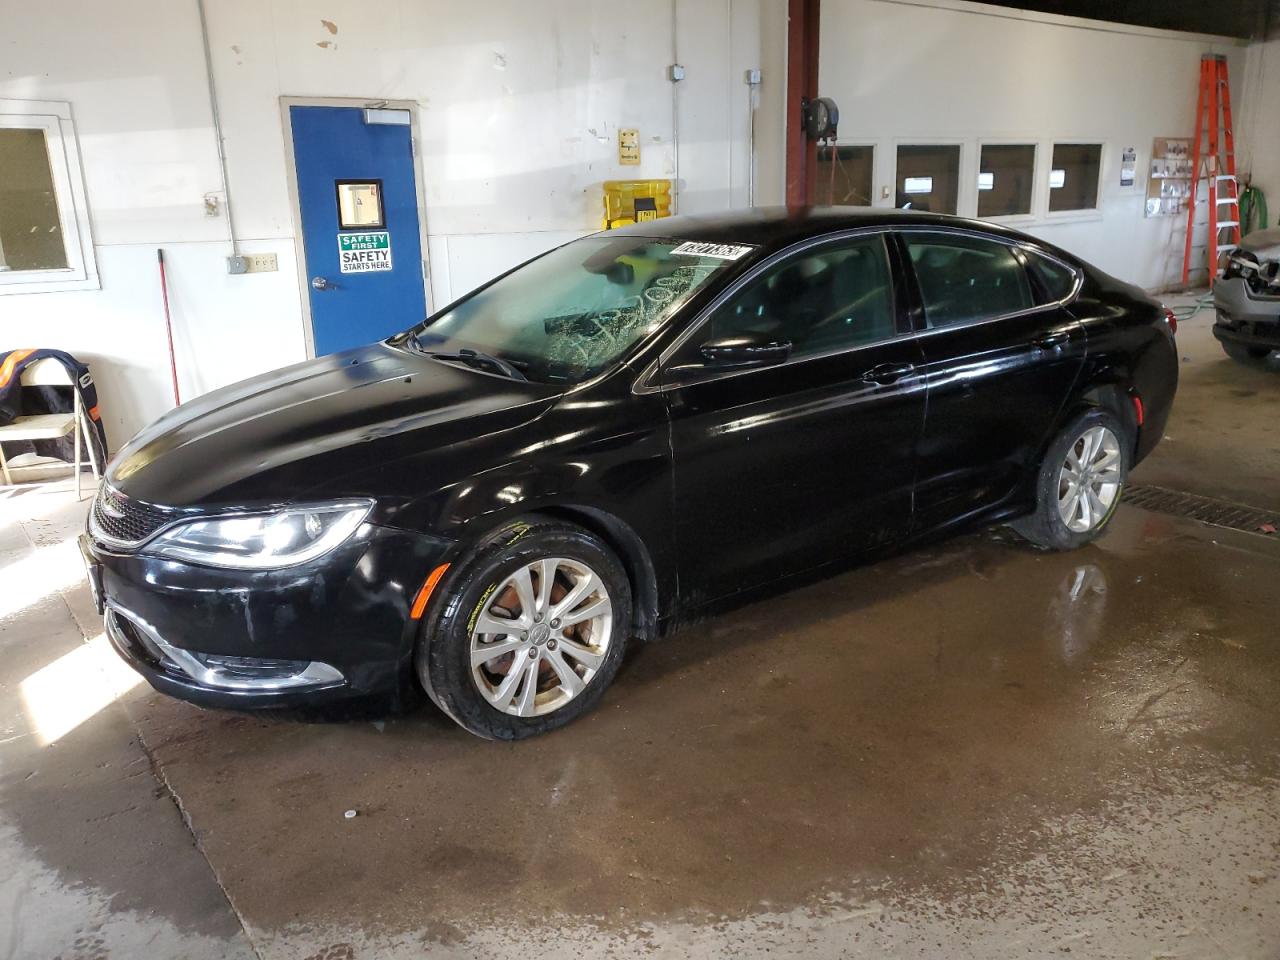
602, 179, 673, 229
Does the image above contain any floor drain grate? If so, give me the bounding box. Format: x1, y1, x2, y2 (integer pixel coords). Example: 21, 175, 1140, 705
1123, 484, 1279, 535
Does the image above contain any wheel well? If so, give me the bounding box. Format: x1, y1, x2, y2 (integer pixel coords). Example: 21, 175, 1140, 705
486, 505, 661, 645
1079, 384, 1139, 453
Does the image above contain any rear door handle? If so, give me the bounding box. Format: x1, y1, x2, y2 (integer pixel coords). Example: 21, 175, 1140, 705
860, 362, 916, 385
1033, 332, 1069, 350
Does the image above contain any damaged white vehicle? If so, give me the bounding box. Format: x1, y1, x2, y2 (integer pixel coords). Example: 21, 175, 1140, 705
1214, 227, 1280, 364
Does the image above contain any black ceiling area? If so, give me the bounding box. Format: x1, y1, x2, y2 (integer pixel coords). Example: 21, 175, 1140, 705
978, 0, 1274, 39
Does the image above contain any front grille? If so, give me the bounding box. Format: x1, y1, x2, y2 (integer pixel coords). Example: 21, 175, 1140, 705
92, 484, 172, 546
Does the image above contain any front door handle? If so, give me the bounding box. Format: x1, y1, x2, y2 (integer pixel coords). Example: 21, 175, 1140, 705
1033, 332, 1069, 350
311, 276, 338, 291
860, 362, 916, 385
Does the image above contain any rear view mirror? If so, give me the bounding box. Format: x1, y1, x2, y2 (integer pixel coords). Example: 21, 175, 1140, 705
698, 334, 792, 369
604, 261, 634, 286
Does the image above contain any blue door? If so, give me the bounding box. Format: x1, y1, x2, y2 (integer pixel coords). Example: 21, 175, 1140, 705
289, 105, 427, 356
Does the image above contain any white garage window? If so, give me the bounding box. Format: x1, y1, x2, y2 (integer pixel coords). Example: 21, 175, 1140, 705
815, 144, 874, 206
895, 144, 960, 215
0, 99, 97, 294
978, 143, 1036, 219
1048, 142, 1103, 213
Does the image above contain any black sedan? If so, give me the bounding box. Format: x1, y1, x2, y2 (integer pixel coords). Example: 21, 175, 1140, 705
83, 208, 1178, 739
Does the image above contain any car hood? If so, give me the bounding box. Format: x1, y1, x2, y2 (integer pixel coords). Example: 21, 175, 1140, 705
106, 343, 560, 508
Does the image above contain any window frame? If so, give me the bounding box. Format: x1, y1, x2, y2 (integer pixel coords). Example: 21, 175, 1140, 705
893, 225, 1083, 336
975, 139, 1040, 224
642, 227, 914, 391
0, 99, 98, 294
1043, 140, 1106, 222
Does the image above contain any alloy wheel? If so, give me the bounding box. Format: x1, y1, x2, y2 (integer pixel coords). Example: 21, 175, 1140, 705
1057, 425, 1123, 533
469, 557, 613, 717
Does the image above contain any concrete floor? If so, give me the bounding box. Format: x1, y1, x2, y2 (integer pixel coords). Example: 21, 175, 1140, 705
3, 296, 1279, 959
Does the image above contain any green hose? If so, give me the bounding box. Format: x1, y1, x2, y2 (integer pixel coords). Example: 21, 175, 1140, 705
1171, 290, 1214, 322
1239, 184, 1268, 236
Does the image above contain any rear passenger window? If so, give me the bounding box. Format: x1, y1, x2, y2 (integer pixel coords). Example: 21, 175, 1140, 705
709, 234, 896, 357
1023, 250, 1078, 304
905, 234, 1033, 328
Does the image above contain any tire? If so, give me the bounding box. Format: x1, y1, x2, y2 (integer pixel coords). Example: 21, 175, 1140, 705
416, 517, 631, 740
1221, 341, 1272, 364
1010, 407, 1130, 551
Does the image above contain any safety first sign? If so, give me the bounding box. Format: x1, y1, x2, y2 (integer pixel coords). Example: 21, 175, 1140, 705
338, 231, 393, 273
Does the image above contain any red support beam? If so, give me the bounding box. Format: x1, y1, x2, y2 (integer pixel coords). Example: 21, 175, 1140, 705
785, 0, 821, 207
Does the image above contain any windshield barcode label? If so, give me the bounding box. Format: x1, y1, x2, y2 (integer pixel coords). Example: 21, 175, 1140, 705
670, 241, 754, 260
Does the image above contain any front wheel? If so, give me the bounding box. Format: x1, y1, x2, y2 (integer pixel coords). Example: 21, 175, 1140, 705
417, 518, 631, 740
1011, 408, 1129, 551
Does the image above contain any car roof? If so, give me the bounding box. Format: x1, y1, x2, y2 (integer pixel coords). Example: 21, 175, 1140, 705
602, 205, 1042, 257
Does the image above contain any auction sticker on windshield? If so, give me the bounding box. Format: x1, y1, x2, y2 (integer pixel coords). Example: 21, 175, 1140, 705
338, 231, 393, 273
670, 241, 754, 260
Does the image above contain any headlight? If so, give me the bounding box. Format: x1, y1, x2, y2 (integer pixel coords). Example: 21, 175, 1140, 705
142, 500, 373, 569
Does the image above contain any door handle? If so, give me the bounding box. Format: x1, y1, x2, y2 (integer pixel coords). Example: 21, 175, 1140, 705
860, 362, 916, 385
1033, 332, 1069, 350
311, 276, 338, 291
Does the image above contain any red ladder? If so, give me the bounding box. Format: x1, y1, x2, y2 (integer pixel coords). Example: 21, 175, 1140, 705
1181, 55, 1241, 287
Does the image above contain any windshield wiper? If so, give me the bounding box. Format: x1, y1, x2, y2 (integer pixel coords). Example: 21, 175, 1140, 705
424, 348, 528, 381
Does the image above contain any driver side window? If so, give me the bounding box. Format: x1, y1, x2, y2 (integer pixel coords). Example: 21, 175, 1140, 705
708, 234, 896, 358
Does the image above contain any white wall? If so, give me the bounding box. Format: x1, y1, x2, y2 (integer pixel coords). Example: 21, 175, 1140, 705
1, 0, 779, 447
818, 0, 1246, 290
1238, 36, 1280, 216
0, 1, 305, 448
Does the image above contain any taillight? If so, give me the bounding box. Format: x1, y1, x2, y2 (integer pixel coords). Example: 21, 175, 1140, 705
1163, 307, 1178, 335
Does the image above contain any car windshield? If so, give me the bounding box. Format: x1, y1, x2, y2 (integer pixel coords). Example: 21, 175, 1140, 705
407, 236, 751, 383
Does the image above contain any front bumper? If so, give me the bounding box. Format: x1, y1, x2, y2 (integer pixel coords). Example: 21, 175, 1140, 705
1212, 324, 1280, 352
83, 522, 453, 710
1212, 278, 1280, 351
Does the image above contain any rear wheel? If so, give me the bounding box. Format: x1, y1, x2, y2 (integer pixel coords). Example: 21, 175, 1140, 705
1011, 408, 1129, 551
417, 518, 631, 740
1221, 341, 1272, 364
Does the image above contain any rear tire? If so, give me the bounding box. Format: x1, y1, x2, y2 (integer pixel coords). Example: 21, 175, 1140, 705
416, 517, 631, 740
1221, 341, 1272, 364
1011, 408, 1130, 551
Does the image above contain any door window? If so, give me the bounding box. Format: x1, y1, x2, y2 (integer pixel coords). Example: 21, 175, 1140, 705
1023, 249, 1078, 304
706, 235, 895, 358
904, 234, 1033, 328
336, 180, 384, 229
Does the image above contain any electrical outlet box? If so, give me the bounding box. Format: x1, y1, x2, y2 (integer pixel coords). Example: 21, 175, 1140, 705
226, 255, 248, 275
668, 64, 685, 82
244, 253, 278, 273
744, 68, 762, 85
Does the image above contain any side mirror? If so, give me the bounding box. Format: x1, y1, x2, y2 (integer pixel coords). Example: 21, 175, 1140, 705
698, 334, 792, 369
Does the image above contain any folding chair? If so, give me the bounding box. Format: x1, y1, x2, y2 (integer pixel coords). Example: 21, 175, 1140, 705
0, 358, 101, 499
